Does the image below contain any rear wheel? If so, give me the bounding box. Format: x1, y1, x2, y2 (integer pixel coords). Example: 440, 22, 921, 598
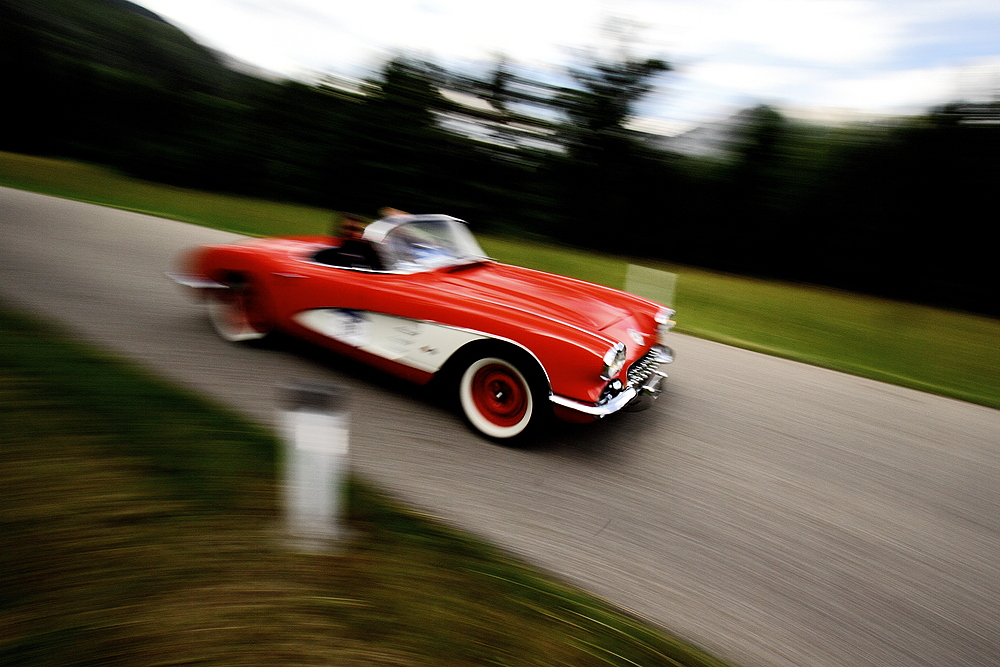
206, 275, 271, 342
459, 356, 540, 440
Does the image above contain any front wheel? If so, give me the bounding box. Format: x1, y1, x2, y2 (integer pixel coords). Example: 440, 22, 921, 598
459, 356, 540, 440
205, 276, 271, 343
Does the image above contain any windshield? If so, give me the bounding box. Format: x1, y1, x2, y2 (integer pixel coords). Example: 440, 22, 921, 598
372, 216, 488, 273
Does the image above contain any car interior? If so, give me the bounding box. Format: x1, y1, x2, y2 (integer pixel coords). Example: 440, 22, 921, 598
312, 241, 384, 271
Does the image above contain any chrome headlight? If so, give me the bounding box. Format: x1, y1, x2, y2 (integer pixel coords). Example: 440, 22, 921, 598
655, 307, 676, 344
601, 342, 627, 380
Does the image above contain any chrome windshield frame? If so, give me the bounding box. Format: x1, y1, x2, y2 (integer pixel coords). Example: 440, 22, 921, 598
363, 214, 490, 274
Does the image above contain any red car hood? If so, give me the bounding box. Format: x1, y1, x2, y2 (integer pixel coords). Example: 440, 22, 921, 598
436, 262, 633, 332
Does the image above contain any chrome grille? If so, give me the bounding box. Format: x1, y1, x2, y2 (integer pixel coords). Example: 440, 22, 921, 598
627, 346, 664, 387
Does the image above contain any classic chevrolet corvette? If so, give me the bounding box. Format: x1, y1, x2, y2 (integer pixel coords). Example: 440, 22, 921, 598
170, 213, 674, 440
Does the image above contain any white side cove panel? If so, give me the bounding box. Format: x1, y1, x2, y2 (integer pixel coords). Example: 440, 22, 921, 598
293, 309, 486, 373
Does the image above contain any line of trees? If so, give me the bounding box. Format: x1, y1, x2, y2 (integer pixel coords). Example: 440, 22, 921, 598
3, 0, 997, 315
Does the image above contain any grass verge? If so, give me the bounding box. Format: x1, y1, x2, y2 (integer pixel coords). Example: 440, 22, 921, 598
0, 151, 332, 237
0, 302, 729, 667
2, 150, 997, 410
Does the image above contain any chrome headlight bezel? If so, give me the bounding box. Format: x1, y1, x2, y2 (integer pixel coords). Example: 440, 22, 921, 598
655, 307, 676, 344
601, 342, 627, 381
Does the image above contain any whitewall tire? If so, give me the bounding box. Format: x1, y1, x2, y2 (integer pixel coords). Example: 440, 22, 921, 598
206, 279, 270, 342
459, 357, 535, 439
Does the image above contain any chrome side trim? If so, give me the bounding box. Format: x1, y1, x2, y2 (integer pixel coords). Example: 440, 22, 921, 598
304, 257, 394, 274
550, 387, 639, 417
166, 272, 227, 289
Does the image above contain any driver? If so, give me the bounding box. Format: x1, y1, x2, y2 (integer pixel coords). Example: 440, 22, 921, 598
315, 214, 382, 270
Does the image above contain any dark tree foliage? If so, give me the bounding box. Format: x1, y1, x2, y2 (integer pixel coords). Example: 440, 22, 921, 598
348, 58, 451, 211
796, 107, 1000, 314
670, 104, 1000, 315
1, 0, 261, 180
2, 0, 997, 315
546, 58, 673, 249
712, 105, 799, 275
560, 58, 671, 143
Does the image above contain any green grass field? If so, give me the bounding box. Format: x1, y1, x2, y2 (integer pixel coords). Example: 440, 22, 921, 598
2, 150, 997, 409
0, 303, 729, 667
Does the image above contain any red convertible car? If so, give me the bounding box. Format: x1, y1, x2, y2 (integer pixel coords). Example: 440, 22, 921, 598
171, 213, 674, 441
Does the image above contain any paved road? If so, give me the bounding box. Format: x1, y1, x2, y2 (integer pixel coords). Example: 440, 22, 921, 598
2, 186, 997, 667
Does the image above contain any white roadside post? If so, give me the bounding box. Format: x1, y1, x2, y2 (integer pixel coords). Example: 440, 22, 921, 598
625, 264, 677, 309
281, 380, 349, 553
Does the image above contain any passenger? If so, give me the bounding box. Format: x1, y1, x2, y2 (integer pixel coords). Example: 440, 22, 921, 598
340, 214, 365, 241
378, 207, 409, 218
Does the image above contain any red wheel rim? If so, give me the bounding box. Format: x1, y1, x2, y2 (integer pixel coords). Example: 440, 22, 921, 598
470, 363, 529, 427
238, 290, 267, 331
223, 291, 249, 328
208, 283, 269, 342
224, 288, 266, 331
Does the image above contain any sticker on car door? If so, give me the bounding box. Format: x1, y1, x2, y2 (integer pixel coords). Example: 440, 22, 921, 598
295, 308, 372, 347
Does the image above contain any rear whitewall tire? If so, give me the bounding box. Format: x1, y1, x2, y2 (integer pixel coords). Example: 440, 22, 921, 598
205, 276, 271, 343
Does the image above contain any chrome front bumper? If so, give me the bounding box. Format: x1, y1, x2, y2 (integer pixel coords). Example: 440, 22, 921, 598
549, 345, 672, 418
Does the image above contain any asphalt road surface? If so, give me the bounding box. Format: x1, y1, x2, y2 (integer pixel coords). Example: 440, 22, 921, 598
2, 186, 997, 667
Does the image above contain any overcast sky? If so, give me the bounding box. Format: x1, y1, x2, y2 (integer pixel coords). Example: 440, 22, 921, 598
135, 0, 1000, 133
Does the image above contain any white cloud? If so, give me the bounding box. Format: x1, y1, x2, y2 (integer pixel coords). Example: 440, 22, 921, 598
890, 0, 1000, 24
684, 61, 812, 95
135, 0, 1000, 122
814, 68, 956, 111
142, 0, 609, 74
811, 58, 1000, 112
632, 0, 900, 66
626, 115, 698, 136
